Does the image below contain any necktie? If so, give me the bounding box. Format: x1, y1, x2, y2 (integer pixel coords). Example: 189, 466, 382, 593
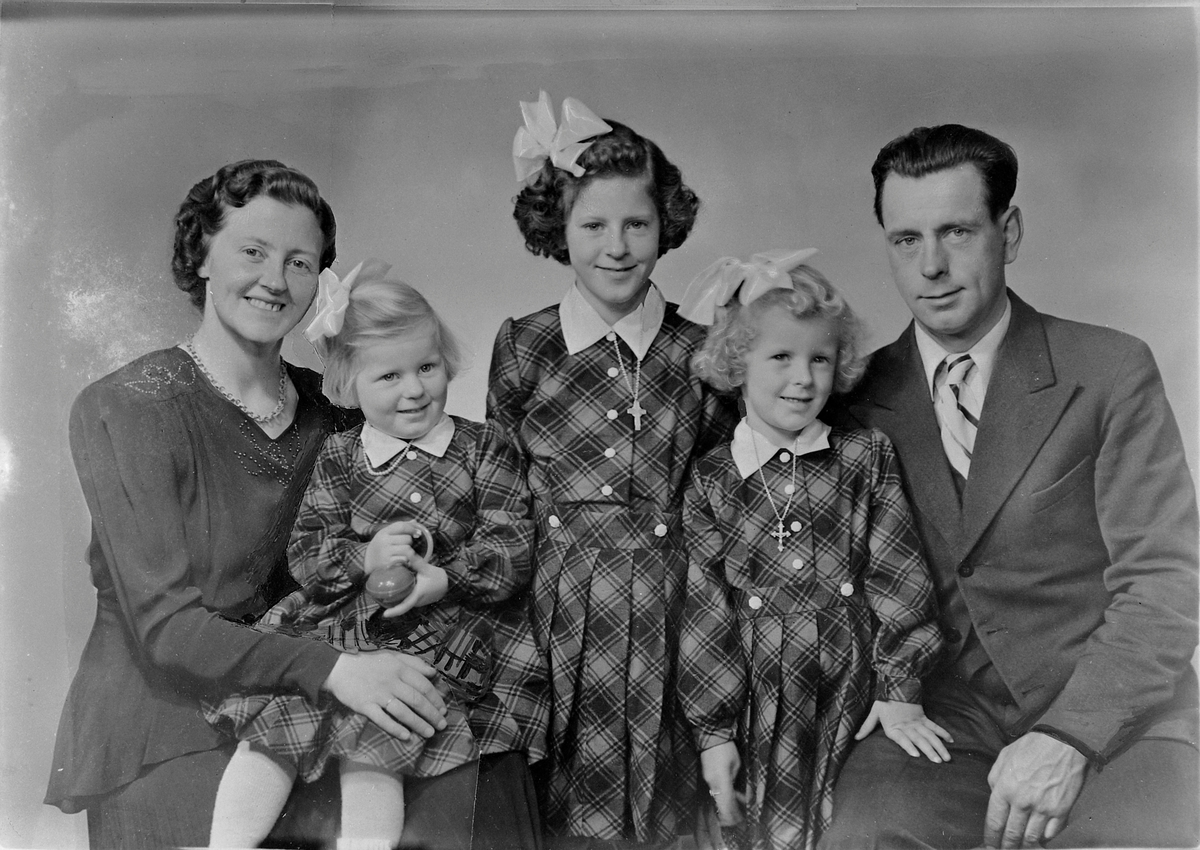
935, 353, 979, 478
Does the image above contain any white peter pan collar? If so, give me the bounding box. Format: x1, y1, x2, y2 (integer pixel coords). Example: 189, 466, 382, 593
730, 418, 831, 479
361, 415, 455, 469
559, 281, 664, 360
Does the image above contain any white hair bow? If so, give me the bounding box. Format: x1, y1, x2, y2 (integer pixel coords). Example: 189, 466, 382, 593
304, 261, 363, 343
512, 90, 612, 184
677, 248, 820, 326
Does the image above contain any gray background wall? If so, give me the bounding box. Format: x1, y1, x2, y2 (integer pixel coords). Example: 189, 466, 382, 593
2, 4, 1195, 847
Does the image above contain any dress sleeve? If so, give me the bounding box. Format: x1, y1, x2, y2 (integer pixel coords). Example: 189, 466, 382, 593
440, 421, 536, 605
1033, 341, 1199, 761
69, 384, 339, 703
485, 318, 531, 448
861, 431, 945, 704
678, 467, 747, 751
286, 435, 371, 617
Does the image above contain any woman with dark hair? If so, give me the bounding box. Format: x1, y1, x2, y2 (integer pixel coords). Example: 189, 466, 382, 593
44, 160, 449, 848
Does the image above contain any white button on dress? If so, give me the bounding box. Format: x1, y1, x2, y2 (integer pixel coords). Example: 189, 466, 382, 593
840, 582, 854, 597
548, 515, 561, 528
748, 596, 763, 610
604, 447, 616, 458
653, 524, 668, 537
409, 492, 422, 504
790, 520, 802, 532
779, 452, 791, 463
601, 485, 613, 496
606, 409, 619, 420
608, 367, 620, 378
792, 558, 804, 570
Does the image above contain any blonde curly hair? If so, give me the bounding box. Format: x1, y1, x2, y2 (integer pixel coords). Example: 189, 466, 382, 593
691, 264, 867, 395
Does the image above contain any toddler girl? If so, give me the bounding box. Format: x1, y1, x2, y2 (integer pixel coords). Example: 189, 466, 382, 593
488, 91, 738, 845
205, 261, 546, 850
676, 251, 948, 850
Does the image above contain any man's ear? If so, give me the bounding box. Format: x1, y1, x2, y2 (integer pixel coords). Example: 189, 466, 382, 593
1000, 205, 1023, 264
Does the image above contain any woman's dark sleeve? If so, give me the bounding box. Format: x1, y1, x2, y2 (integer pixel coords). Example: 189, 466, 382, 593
69, 383, 339, 702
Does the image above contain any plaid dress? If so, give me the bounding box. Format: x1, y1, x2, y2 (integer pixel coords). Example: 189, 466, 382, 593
678, 426, 943, 850
204, 417, 547, 783
487, 302, 737, 843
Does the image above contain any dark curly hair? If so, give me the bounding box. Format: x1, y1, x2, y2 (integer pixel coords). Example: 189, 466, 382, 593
171, 159, 337, 309
512, 120, 700, 265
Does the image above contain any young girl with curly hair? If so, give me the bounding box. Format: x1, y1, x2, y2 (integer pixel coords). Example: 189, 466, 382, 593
676, 252, 947, 850
204, 264, 546, 850
487, 92, 738, 846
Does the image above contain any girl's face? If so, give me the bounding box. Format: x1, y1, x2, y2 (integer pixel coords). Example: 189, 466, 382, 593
741, 307, 838, 445
198, 196, 322, 349
352, 323, 449, 441
565, 175, 661, 325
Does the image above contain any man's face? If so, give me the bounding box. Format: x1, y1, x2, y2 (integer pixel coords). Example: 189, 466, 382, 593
879, 164, 1022, 353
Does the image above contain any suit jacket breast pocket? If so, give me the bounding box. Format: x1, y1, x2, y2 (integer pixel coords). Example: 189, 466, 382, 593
1029, 454, 1095, 514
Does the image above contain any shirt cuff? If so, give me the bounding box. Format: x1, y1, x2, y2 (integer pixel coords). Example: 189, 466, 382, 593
1029, 724, 1102, 767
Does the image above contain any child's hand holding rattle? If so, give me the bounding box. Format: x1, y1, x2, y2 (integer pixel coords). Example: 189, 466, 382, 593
855, 699, 953, 763
363, 520, 447, 618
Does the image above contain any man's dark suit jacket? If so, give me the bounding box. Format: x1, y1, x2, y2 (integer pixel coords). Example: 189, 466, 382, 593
827, 290, 1198, 764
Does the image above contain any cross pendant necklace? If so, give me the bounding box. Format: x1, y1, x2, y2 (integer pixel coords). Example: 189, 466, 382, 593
610, 334, 646, 431
769, 520, 791, 549
753, 435, 801, 552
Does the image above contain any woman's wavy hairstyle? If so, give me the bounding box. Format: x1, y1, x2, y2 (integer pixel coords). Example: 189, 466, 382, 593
691, 265, 868, 396
172, 159, 337, 309
314, 266, 463, 409
512, 120, 700, 265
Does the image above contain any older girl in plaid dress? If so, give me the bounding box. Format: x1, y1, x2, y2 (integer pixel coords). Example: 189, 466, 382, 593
676, 254, 947, 850
205, 264, 546, 850
488, 92, 737, 847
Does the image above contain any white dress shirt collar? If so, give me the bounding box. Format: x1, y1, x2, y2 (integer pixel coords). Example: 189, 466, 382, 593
914, 294, 1013, 398
559, 282, 665, 360
361, 414, 455, 468
730, 417, 832, 479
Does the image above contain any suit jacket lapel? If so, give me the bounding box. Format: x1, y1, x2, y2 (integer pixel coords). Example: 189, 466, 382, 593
850, 328, 965, 550
959, 293, 1077, 556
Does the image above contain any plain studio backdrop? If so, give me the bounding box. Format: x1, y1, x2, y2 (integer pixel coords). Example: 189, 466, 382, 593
0, 3, 1196, 847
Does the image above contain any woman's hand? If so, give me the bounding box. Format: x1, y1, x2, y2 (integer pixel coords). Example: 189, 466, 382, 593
321, 651, 448, 741
364, 520, 427, 575
856, 699, 953, 763
382, 555, 449, 618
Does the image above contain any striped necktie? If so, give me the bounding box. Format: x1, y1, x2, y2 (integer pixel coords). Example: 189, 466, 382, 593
934, 353, 979, 478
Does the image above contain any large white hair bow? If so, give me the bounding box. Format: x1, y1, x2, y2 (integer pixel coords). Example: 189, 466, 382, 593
304, 261, 364, 343
677, 248, 819, 326
512, 90, 612, 184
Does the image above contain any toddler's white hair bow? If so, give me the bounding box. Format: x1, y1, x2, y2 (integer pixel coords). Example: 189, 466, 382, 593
304, 261, 364, 343
678, 248, 819, 326
512, 90, 612, 185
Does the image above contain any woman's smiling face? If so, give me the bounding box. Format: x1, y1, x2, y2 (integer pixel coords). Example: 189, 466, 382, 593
197, 195, 323, 348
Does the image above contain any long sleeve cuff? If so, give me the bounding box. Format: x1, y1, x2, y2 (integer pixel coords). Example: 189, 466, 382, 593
874, 673, 924, 704
694, 725, 737, 753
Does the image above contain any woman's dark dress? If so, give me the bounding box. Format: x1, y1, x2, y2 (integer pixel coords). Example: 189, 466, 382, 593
45, 347, 354, 835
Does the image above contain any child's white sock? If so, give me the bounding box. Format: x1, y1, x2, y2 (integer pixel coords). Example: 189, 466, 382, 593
209, 740, 296, 848
338, 759, 404, 849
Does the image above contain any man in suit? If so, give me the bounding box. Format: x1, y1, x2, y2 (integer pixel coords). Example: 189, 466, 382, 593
819, 125, 1198, 849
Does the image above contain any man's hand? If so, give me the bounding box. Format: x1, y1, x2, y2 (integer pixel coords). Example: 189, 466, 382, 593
984, 731, 1088, 848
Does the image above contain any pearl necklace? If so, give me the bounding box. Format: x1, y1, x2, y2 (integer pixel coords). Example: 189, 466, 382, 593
751, 435, 800, 552
608, 332, 646, 430
183, 341, 288, 424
